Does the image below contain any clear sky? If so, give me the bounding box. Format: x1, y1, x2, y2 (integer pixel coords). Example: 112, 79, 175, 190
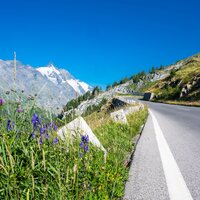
0, 0, 200, 88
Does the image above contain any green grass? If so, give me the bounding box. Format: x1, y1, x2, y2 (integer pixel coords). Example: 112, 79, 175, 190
137, 81, 158, 93
0, 96, 148, 199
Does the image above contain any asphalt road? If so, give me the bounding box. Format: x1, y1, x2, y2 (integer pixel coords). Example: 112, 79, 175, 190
124, 101, 200, 200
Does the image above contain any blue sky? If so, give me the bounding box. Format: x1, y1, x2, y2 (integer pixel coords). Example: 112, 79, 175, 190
0, 0, 200, 88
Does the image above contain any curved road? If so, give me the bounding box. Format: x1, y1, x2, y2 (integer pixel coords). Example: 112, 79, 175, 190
124, 101, 200, 200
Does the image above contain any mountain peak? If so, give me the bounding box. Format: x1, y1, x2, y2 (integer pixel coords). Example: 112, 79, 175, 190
36, 63, 91, 94
46, 63, 56, 69
0, 58, 92, 112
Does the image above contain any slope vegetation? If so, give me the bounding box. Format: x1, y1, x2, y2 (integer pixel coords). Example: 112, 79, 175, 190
148, 53, 200, 105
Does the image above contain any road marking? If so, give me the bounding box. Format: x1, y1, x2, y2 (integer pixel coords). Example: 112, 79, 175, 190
149, 110, 193, 200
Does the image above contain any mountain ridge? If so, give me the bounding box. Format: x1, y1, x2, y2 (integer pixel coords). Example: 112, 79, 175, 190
0, 59, 92, 112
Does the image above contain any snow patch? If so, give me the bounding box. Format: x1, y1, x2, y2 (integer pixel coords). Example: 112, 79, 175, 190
67, 79, 81, 94
37, 64, 63, 84
37, 64, 91, 94
78, 81, 90, 92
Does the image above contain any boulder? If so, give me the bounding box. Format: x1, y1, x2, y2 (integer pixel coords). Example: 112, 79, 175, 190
186, 84, 192, 91
123, 105, 143, 115
143, 92, 154, 101
57, 117, 106, 153
180, 87, 187, 98
110, 109, 128, 124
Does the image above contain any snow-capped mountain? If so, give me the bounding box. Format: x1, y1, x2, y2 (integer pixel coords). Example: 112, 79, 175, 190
36, 64, 91, 94
0, 60, 92, 112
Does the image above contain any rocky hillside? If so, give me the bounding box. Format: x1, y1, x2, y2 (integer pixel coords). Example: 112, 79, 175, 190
0, 59, 92, 112
146, 53, 200, 102
112, 53, 200, 104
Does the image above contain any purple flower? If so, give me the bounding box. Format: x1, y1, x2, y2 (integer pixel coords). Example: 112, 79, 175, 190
84, 144, 89, 152
80, 141, 84, 148
0, 98, 5, 106
40, 127, 45, 135
43, 124, 47, 129
49, 122, 53, 129
44, 133, 50, 139
54, 124, 58, 131
81, 135, 89, 143
53, 137, 59, 145
39, 136, 43, 145
31, 132, 36, 139
49, 122, 57, 131
7, 119, 12, 131
32, 113, 41, 129
80, 135, 89, 153
16, 108, 23, 113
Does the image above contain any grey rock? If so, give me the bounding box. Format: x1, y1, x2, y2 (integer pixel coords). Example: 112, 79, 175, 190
57, 116, 106, 153
110, 109, 128, 124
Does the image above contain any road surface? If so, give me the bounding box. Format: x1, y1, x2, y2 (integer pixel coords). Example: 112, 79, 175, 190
124, 101, 200, 200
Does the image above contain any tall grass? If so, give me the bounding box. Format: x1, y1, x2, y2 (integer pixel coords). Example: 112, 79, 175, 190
0, 96, 148, 199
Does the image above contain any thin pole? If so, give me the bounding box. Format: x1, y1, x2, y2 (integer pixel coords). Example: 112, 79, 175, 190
14, 52, 17, 82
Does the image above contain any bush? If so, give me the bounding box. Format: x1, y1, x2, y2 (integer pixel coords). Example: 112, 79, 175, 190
156, 86, 181, 100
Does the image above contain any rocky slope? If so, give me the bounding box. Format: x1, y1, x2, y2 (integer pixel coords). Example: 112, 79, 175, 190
0, 59, 92, 112
147, 53, 200, 102
115, 53, 200, 104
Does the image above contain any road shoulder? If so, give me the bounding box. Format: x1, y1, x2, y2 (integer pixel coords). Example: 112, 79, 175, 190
124, 114, 169, 200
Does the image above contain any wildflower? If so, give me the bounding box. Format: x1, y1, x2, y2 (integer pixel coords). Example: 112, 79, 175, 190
43, 124, 47, 130
7, 119, 12, 131
39, 136, 43, 145
53, 137, 59, 145
40, 127, 45, 135
80, 135, 89, 153
81, 135, 89, 143
49, 122, 53, 129
84, 144, 89, 153
16, 108, 23, 113
0, 99, 5, 106
31, 132, 36, 139
49, 122, 57, 131
54, 124, 58, 131
80, 141, 84, 148
44, 133, 50, 139
32, 113, 41, 129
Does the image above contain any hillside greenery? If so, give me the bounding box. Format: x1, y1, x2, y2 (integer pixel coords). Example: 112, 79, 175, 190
148, 54, 200, 103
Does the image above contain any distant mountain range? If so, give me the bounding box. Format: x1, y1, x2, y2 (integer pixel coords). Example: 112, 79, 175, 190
0, 59, 92, 112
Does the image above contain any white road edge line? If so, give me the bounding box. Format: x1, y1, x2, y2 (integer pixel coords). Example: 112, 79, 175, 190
149, 110, 193, 200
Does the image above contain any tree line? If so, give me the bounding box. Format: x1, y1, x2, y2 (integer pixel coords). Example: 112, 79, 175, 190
63, 86, 102, 112
106, 65, 166, 91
